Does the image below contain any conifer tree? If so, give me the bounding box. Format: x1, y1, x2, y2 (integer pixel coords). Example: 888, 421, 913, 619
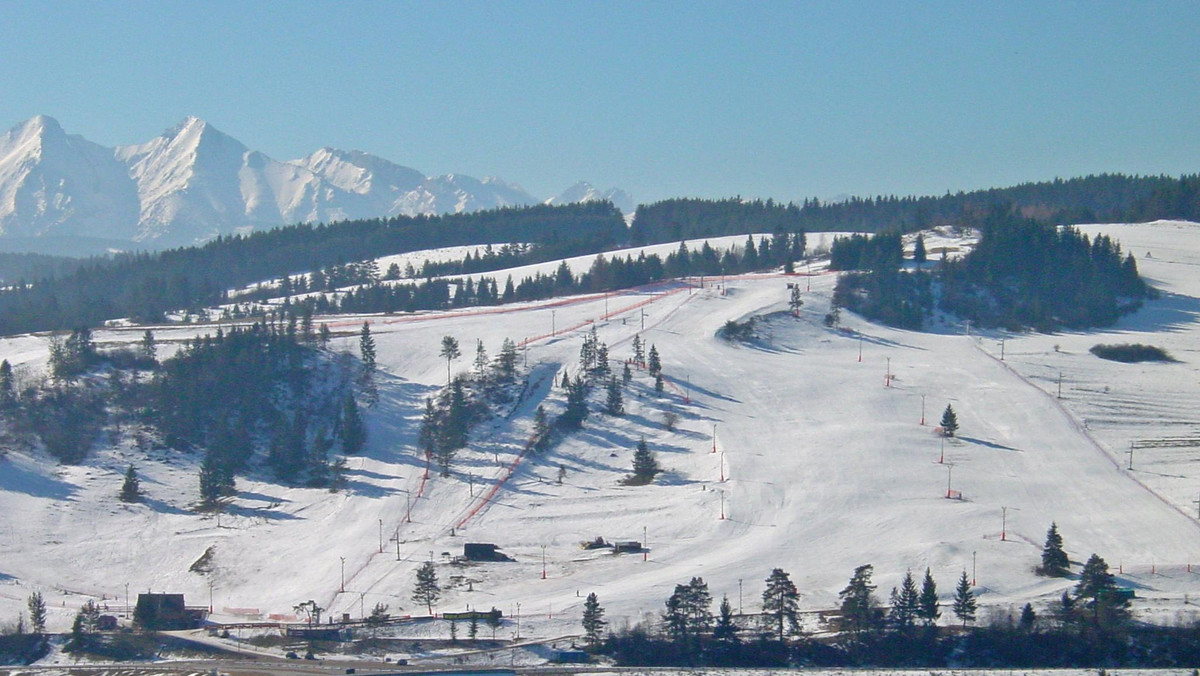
631, 436, 660, 483
473, 339, 489, 378
27, 592, 46, 635
495, 338, 518, 380
1019, 602, 1037, 632
713, 594, 739, 645
889, 570, 920, 633
439, 335, 461, 385
1074, 553, 1128, 628
1040, 522, 1070, 576
654, 371, 664, 393
952, 570, 976, 627
119, 465, 142, 503
838, 564, 881, 635
418, 398, 438, 460
914, 233, 927, 265
594, 342, 610, 377
632, 334, 645, 368
648, 344, 662, 376
199, 449, 234, 509
359, 322, 378, 405
663, 577, 712, 644
359, 322, 377, 373
761, 567, 800, 640
940, 404, 959, 437
413, 561, 440, 614
559, 375, 590, 430
319, 323, 332, 348
139, 329, 157, 363
341, 393, 367, 455
532, 405, 551, 452
581, 592, 606, 648
0, 359, 14, 408
1055, 590, 1077, 629
917, 567, 940, 626
605, 375, 624, 415
622, 361, 632, 384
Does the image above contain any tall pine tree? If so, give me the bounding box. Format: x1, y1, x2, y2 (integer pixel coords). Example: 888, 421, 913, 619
761, 568, 800, 640
1040, 522, 1070, 576
952, 571, 977, 627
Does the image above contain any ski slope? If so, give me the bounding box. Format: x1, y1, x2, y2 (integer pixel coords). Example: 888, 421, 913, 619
4, 222, 1200, 652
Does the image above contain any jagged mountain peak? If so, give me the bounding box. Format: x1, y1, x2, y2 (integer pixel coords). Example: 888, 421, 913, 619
548, 181, 635, 215
0, 115, 632, 253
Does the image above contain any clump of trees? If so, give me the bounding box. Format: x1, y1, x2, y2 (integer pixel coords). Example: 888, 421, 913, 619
833, 209, 1154, 332
1090, 343, 1173, 363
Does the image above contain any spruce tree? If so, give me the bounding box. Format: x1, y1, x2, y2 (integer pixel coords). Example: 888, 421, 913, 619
532, 405, 551, 452
889, 570, 920, 632
917, 567, 940, 626
0, 359, 14, 408
631, 436, 660, 483
413, 561, 440, 614
605, 375, 624, 415
341, 393, 367, 455
632, 334, 645, 368
199, 450, 234, 509
952, 570, 976, 627
654, 372, 664, 393
495, 338, 518, 380
359, 322, 377, 373
559, 375, 590, 430
914, 233, 927, 265
581, 592, 606, 648
940, 404, 958, 437
28, 592, 46, 634
761, 567, 800, 640
647, 344, 662, 376
713, 594, 739, 645
622, 361, 632, 384
1019, 602, 1037, 632
119, 465, 142, 503
594, 342, 610, 377
1040, 522, 1070, 576
139, 329, 157, 363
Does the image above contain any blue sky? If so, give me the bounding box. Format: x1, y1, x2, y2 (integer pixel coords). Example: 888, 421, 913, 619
2, 1, 1198, 204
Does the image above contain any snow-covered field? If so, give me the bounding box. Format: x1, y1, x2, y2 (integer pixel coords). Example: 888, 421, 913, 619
4, 221, 1200, 659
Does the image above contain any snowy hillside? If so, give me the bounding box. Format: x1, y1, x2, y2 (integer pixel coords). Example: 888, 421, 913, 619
0, 116, 632, 253
4, 222, 1200, 654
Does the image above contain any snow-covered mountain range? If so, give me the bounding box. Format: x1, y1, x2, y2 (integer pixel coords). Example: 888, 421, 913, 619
0, 115, 633, 254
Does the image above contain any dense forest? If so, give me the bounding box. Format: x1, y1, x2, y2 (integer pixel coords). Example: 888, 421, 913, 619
631, 173, 1200, 244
